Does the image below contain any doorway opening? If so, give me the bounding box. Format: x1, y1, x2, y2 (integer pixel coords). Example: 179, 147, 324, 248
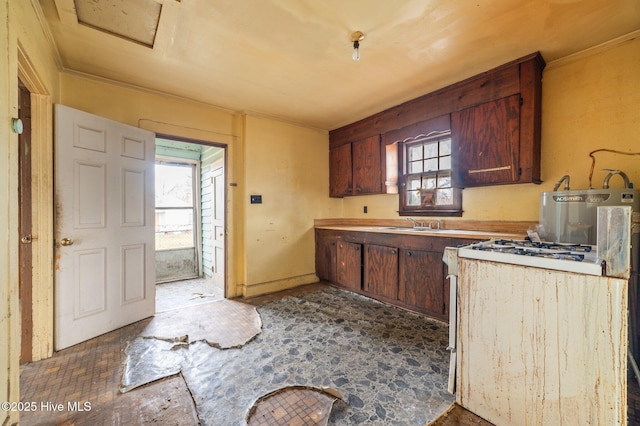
154, 137, 226, 312
18, 79, 33, 364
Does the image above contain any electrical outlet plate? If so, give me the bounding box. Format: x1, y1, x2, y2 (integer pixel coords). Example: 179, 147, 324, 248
250, 195, 262, 204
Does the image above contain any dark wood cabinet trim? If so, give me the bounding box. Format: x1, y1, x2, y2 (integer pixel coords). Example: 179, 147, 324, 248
518, 57, 544, 184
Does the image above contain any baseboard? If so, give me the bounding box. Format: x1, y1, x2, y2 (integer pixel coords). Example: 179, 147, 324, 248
242, 273, 319, 298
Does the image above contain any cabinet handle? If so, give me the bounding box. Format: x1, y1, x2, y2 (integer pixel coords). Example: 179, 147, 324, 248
356, 188, 362, 193
407, 251, 412, 256
467, 165, 512, 174
391, 250, 396, 254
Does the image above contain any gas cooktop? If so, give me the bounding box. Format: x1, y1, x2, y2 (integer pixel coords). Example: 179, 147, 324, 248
457, 239, 605, 276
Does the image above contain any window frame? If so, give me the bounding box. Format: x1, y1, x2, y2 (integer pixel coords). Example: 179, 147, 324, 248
397, 130, 462, 217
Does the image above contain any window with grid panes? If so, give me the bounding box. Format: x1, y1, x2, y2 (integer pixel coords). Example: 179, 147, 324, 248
400, 131, 462, 215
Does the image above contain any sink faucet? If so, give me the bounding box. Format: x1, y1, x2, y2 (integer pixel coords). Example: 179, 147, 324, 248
406, 217, 423, 228
430, 219, 441, 230
602, 169, 630, 189
552, 175, 570, 191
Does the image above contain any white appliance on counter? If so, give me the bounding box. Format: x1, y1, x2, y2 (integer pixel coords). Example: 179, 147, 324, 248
539, 188, 639, 244
444, 207, 631, 425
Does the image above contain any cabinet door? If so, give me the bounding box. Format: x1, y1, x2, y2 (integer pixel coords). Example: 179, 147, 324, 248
337, 241, 362, 290
329, 143, 352, 197
315, 233, 337, 282
452, 94, 521, 187
352, 135, 382, 195
399, 249, 445, 316
364, 244, 398, 300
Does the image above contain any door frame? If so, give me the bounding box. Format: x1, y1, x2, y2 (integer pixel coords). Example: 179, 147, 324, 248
17, 46, 54, 362
155, 133, 228, 297
154, 157, 201, 282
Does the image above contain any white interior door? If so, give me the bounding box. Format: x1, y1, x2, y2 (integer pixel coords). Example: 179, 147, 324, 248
211, 167, 225, 292
54, 104, 155, 350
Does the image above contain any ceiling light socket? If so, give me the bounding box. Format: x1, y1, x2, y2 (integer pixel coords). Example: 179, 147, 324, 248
351, 31, 365, 43
351, 31, 365, 61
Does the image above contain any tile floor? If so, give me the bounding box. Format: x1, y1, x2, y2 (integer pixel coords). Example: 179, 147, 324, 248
18, 281, 639, 425
19, 283, 344, 426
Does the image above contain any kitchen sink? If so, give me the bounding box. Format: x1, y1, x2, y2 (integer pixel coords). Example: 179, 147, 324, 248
380, 226, 444, 232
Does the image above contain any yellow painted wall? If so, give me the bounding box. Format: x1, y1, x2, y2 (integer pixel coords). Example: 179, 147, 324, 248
58, 76, 343, 298
242, 114, 342, 295
342, 34, 640, 222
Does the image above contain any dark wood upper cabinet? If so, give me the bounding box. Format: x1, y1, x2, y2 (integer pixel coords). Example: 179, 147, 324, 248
329, 52, 545, 194
329, 134, 383, 197
329, 143, 352, 197
452, 94, 521, 187
352, 135, 383, 195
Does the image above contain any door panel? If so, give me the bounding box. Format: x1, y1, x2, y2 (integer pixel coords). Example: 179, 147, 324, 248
452, 94, 520, 187
364, 244, 398, 299
336, 241, 361, 290
329, 143, 352, 197
75, 162, 106, 227
55, 104, 156, 350
75, 248, 107, 317
399, 249, 445, 316
352, 135, 382, 195
122, 169, 146, 226
122, 244, 146, 303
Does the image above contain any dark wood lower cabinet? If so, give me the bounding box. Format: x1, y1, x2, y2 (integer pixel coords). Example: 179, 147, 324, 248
399, 249, 445, 318
315, 234, 337, 282
316, 228, 477, 322
336, 241, 362, 291
364, 244, 398, 300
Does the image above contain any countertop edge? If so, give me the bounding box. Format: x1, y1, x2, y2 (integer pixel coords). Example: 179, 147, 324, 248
315, 225, 525, 240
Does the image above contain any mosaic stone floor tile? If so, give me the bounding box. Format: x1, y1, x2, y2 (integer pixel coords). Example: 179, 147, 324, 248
122, 286, 454, 424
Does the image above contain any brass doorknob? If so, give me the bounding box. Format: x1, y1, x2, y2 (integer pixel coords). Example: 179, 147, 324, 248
60, 237, 74, 246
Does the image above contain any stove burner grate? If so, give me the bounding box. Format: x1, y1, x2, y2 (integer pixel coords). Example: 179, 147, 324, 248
471, 240, 588, 262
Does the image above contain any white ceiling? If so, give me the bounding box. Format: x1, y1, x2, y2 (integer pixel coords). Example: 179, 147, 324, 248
39, 0, 640, 130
